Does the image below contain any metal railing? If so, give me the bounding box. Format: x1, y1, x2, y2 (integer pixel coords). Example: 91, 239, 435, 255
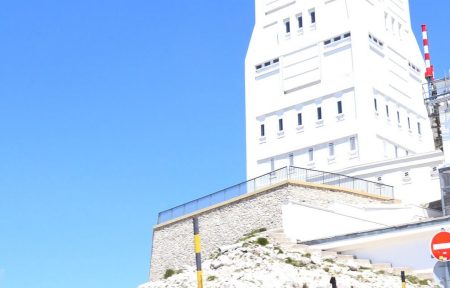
157, 166, 394, 224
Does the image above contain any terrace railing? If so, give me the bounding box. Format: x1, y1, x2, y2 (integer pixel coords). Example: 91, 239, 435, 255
157, 166, 394, 224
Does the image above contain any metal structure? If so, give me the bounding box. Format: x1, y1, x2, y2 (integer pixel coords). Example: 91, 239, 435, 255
157, 166, 394, 224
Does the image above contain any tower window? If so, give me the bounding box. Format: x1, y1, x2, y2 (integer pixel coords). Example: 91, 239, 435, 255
278, 119, 284, 131
297, 14, 303, 29
329, 143, 335, 157
386, 105, 390, 118
374, 98, 378, 111
418, 122, 421, 135
310, 9, 316, 24
350, 137, 357, 151
408, 117, 411, 129
260, 124, 265, 137
308, 148, 314, 162
297, 113, 303, 126
317, 107, 322, 120
397, 111, 400, 123
270, 158, 275, 171
337, 101, 343, 114
289, 153, 294, 166
284, 19, 291, 33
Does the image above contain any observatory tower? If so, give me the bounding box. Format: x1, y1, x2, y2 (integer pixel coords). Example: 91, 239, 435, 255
245, 0, 435, 180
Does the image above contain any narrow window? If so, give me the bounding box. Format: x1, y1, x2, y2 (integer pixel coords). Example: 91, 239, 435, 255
374, 98, 378, 111
308, 148, 314, 162
270, 158, 275, 171
297, 113, 303, 126
278, 119, 284, 131
386, 105, 389, 118
317, 107, 322, 120
285, 19, 291, 33
337, 101, 343, 114
418, 122, 421, 135
408, 117, 411, 129
350, 137, 356, 151
395, 146, 398, 158
397, 111, 400, 123
289, 153, 294, 166
329, 143, 335, 157
260, 124, 265, 137
310, 9, 316, 24
297, 14, 303, 29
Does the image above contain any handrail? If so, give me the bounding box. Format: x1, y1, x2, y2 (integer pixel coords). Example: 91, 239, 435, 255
157, 166, 394, 224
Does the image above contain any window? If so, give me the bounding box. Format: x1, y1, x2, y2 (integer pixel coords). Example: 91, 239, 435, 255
418, 122, 421, 135
395, 146, 398, 158
350, 137, 357, 151
278, 119, 284, 131
297, 113, 303, 126
308, 148, 314, 162
317, 107, 322, 120
408, 117, 411, 129
270, 158, 275, 171
260, 124, 265, 137
386, 105, 390, 118
285, 19, 291, 33
289, 153, 294, 166
297, 14, 303, 29
310, 9, 316, 24
374, 98, 378, 111
329, 143, 335, 157
397, 111, 400, 124
337, 101, 343, 114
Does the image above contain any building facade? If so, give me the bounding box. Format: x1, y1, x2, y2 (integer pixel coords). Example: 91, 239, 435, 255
245, 0, 436, 184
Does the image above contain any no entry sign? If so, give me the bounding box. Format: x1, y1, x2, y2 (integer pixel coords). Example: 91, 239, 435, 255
431, 231, 450, 261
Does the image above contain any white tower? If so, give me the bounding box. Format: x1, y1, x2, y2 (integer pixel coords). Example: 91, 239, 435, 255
245, 0, 435, 180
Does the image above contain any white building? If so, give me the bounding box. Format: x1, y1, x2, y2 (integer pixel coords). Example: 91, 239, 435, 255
245, 0, 443, 204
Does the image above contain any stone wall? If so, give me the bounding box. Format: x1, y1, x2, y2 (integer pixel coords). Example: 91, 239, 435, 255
149, 182, 385, 281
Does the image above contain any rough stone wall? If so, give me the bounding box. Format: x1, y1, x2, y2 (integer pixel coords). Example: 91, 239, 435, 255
149, 183, 382, 281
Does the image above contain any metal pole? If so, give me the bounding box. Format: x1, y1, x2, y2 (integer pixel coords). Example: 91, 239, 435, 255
330, 276, 337, 288
193, 218, 203, 288
401, 271, 406, 288
445, 261, 450, 288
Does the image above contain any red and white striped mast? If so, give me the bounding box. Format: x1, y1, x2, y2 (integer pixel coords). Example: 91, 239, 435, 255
421, 24, 435, 97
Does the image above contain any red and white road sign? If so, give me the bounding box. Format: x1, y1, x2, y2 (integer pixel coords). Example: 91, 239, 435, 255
431, 231, 450, 261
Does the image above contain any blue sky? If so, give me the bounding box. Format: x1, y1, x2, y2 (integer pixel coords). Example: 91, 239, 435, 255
0, 1, 448, 288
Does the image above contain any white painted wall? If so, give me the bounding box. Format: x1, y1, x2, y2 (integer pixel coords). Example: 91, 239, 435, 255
281, 201, 440, 243
312, 221, 450, 273
245, 0, 437, 204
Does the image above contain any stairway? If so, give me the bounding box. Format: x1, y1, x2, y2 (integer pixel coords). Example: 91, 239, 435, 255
264, 228, 433, 280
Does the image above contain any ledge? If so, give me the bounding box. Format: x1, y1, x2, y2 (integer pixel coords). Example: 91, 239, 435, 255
154, 179, 394, 230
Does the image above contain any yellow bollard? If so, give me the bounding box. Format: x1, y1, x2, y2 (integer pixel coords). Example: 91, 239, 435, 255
193, 218, 203, 288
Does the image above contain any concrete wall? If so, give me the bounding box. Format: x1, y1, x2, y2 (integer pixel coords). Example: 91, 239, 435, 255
149, 182, 385, 281
282, 201, 441, 243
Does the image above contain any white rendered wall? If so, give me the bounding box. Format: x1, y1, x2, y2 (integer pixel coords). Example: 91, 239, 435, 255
311, 221, 450, 273
282, 201, 440, 243
245, 0, 436, 190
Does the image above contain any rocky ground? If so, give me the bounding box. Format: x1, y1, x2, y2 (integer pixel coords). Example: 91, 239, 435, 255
139, 231, 436, 288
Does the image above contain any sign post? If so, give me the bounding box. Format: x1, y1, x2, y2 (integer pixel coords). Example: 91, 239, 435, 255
431, 230, 450, 287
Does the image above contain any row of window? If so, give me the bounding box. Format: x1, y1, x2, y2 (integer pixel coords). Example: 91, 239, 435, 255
324, 32, 351, 46
255, 58, 279, 71
408, 62, 421, 73
269, 137, 358, 170
369, 33, 384, 48
260, 101, 344, 137
284, 9, 316, 34
373, 98, 422, 135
